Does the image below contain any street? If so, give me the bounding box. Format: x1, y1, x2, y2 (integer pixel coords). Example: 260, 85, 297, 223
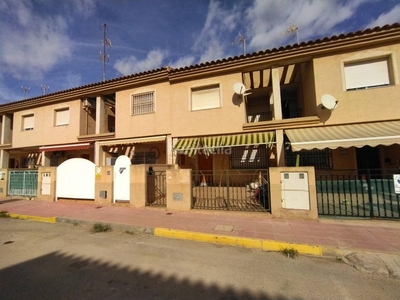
0, 218, 398, 300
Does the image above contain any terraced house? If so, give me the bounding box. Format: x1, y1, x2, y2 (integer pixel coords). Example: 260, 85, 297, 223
0, 23, 399, 220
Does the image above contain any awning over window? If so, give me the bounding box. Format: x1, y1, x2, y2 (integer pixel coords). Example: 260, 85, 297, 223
286, 121, 400, 151
203, 132, 275, 150
99, 135, 166, 147
174, 132, 275, 157
39, 143, 91, 152
173, 138, 200, 157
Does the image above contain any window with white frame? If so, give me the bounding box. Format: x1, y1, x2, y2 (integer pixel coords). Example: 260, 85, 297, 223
54, 107, 70, 126
344, 58, 391, 90
22, 114, 34, 131
132, 91, 155, 115
191, 84, 221, 111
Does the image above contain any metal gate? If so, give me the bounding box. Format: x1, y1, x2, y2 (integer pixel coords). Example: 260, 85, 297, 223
192, 170, 270, 212
146, 170, 166, 207
317, 169, 400, 219
8, 170, 38, 197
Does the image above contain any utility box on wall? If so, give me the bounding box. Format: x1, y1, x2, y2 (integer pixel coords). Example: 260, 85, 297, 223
281, 172, 310, 210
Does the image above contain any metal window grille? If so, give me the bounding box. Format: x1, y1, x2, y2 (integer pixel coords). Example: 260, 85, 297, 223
133, 151, 157, 164
285, 148, 332, 169
230, 145, 268, 169
132, 91, 154, 115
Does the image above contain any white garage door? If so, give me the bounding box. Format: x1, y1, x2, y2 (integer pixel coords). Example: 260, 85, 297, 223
56, 158, 95, 200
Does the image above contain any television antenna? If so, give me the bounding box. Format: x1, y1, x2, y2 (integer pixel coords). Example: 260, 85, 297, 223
99, 23, 111, 82
41, 85, 49, 95
232, 33, 246, 55
282, 22, 299, 44
21, 86, 30, 99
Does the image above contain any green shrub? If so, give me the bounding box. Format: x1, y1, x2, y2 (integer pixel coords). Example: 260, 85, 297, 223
90, 223, 112, 233
280, 247, 299, 259
0, 211, 10, 218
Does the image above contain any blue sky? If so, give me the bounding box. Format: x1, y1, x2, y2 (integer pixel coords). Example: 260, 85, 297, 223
0, 0, 399, 103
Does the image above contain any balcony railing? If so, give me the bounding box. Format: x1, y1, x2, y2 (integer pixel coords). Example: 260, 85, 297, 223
247, 112, 272, 123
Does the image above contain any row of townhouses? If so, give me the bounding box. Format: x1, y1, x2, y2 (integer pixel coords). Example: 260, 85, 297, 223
0, 23, 399, 219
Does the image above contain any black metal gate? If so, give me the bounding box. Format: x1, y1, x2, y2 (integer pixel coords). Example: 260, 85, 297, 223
317, 169, 399, 219
192, 170, 270, 212
146, 171, 166, 207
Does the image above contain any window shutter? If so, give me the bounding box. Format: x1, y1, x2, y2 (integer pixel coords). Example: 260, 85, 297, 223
191, 85, 220, 111
55, 108, 69, 126
345, 59, 390, 90
23, 115, 34, 130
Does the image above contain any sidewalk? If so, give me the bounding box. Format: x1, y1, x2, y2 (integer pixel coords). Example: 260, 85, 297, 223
1, 198, 399, 256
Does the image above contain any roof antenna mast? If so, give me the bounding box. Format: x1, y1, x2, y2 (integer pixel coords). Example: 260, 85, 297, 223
100, 23, 112, 82
21, 86, 30, 99
232, 33, 246, 55
282, 22, 299, 44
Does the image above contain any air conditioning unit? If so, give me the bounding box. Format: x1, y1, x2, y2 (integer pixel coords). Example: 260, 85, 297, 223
82, 99, 92, 109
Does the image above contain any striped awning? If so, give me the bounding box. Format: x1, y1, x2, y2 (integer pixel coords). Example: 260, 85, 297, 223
173, 138, 200, 157
286, 121, 400, 151
174, 132, 275, 157
203, 132, 275, 155
99, 135, 166, 146
39, 143, 91, 152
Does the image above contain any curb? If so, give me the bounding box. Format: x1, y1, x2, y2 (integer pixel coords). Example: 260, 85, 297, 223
1, 215, 379, 259
8, 213, 57, 223
154, 228, 323, 256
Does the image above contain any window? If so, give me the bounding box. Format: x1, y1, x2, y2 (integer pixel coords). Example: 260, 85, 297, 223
344, 58, 390, 90
285, 148, 332, 170
55, 108, 70, 126
230, 145, 268, 169
132, 91, 155, 115
191, 84, 221, 111
22, 114, 34, 131
132, 150, 157, 164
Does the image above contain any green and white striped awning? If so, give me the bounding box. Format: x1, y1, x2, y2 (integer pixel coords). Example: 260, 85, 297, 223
286, 121, 400, 151
174, 132, 275, 157
173, 137, 200, 157
203, 132, 275, 153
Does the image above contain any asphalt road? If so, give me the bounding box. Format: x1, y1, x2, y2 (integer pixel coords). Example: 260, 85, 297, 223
0, 218, 398, 300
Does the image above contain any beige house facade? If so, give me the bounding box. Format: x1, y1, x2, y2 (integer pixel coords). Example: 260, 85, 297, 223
0, 24, 399, 219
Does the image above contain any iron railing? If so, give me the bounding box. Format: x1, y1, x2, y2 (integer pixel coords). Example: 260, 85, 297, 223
146, 171, 166, 207
316, 169, 399, 219
8, 170, 38, 197
192, 170, 270, 212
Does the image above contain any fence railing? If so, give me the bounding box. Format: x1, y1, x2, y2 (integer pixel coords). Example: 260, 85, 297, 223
8, 170, 38, 197
192, 170, 270, 212
316, 169, 399, 219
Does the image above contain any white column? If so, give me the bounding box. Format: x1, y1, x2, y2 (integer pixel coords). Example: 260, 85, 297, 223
166, 135, 173, 164
275, 129, 286, 167
271, 67, 282, 120
96, 96, 106, 134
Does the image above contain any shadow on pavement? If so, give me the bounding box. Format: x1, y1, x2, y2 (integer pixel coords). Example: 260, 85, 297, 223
0, 251, 304, 300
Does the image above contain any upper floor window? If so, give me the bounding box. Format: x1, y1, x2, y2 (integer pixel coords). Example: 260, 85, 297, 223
22, 114, 34, 131
191, 84, 221, 111
54, 108, 70, 126
344, 58, 390, 90
132, 91, 155, 115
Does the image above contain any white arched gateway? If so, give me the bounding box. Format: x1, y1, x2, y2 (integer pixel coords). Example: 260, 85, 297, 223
56, 158, 95, 200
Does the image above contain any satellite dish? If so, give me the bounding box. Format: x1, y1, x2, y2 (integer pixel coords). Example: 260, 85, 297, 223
233, 82, 251, 96
321, 94, 338, 110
